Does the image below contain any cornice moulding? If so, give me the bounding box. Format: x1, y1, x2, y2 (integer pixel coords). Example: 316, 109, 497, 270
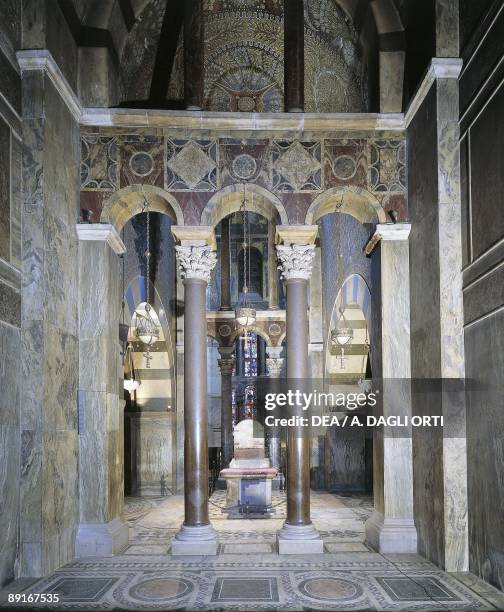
76, 223, 126, 255
405, 58, 463, 127
16, 49, 82, 122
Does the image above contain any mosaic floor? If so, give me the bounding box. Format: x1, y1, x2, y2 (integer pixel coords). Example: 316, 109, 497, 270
2, 492, 504, 611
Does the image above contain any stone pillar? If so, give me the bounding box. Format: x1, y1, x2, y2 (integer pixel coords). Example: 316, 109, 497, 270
266, 346, 284, 470
218, 346, 235, 468
171, 226, 217, 555
184, 0, 204, 110
220, 217, 232, 310
365, 223, 418, 554
268, 222, 279, 309
75, 225, 129, 557
284, 0, 304, 112
276, 225, 323, 554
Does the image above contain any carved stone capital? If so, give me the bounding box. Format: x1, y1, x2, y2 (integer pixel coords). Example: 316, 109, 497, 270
266, 358, 284, 378
276, 244, 316, 281
218, 358, 235, 376
175, 245, 217, 283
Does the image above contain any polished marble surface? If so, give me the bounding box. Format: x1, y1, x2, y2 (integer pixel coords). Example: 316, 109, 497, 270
2, 492, 503, 611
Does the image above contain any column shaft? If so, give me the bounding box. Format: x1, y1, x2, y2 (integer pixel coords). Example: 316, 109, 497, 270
268, 222, 279, 308
184, 0, 204, 110
284, 0, 304, 112
220, 217, 231, 310
365, 227, 418, 554
218, 348, 235, 468
183, 278, 210, 526
285, 278, 310, 525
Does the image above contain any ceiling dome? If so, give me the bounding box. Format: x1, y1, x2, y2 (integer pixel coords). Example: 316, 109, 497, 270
119, 0, 368, 112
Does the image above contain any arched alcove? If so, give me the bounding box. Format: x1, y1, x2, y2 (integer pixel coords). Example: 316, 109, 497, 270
306, 186, 387, 225
201, 183, 288, 227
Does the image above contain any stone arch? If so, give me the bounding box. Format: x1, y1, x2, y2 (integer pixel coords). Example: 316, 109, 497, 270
229, 325, 272, 347
101, 185, 184, 232
306, 186, 387, 225
201, 184, 288, 227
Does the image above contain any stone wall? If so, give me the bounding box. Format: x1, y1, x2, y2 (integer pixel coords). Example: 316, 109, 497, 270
0, 1, 22, 587
408, 85, 446, 565
459, 0, 504, 591
19, 71, 80, 576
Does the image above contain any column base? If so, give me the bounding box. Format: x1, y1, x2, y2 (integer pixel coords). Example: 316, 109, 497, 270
75, 517, 129, 557
171, 523, 218, 556
365, 511, 418, 554
277, 522, 323, 554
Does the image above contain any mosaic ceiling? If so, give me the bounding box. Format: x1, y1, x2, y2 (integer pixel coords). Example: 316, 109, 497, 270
120, 0, 367, 112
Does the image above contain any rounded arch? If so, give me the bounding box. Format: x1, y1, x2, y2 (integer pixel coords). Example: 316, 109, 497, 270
201, 184, 288, 227
229, 325, 272, 347
101, 185, 184, 232
306, 186, 387, 225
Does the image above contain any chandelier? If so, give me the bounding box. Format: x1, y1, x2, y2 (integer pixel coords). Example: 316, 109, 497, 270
135, 195, 160, 356
331, 306, 354, 369
123, 342, 140, 393
235, 184, 256, 329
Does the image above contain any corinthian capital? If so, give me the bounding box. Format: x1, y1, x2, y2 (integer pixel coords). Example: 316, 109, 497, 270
175, 245, 217, 283
276, 244, 316, 280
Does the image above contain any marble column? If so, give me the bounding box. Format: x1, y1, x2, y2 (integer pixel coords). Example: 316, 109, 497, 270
365, 223, 418, 554
268, 222, 279, 309
220, 217, 232, 310
218, 346, 235, 468
171, 226, 217, 555
284, 0, 304, 112
184, 0, 204, 110
75, 224, 129, 557
266, 346, 284, 470
276, 225, 323, 554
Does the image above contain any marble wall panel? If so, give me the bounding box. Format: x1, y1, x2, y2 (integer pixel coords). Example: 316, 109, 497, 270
0, 279, 20, 327
10, 135, 22, 268
0, 48, 21, 115
323, 139, 368, 189
0, 322, 20, 587
324, 426, 366, 492
218, 138, 271, 189
272, 140, 321, 192
81, 135, 119, 191
0, 114, 11, 262
166, 139, 217, 191
120, 135, 164, 188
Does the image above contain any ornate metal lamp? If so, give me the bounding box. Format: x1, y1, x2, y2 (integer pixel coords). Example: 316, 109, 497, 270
123, 342, 140, 393
235, 184, 256, 329
134, 195, 160, 356
331, 306, 354, 369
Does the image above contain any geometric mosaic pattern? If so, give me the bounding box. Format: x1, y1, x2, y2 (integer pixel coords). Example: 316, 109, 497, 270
272, 140, 322, 191
166, 139, 217, 191
81, 135, 119, 191
369, 139, 406, 193
3, 492, 503, 611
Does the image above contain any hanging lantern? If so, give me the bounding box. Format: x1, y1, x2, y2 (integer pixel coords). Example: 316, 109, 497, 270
235, 185, 256, 329
123, 342, 140, 393
331, 306, 354, 369
135, 193, 160, 353
135, 303, 160, 346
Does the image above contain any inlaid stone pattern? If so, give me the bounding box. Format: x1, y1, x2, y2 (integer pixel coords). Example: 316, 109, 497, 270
369, 139, 407, 221
80, 133, 408, 221
219, 139, 270, 188
120, 135, 164, 188
272, 140, 322, 192
166, 139, 217, 191
324, 139, 368, 188
81, 135, 119, 190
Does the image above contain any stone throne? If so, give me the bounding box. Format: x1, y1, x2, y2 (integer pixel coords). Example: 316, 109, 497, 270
219, 419, 277, 517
